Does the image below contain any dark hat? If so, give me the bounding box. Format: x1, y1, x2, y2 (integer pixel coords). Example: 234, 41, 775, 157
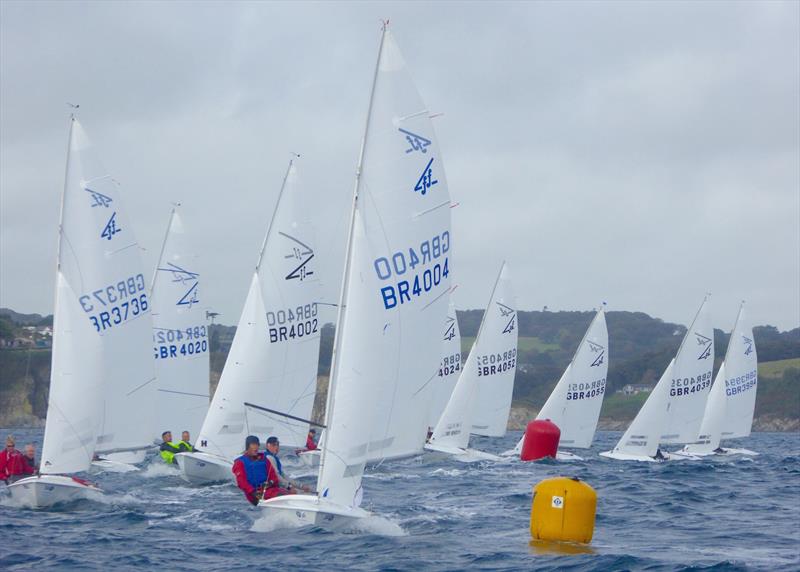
266, 436, 279, 445
309, 429, 316, 434
245, 435, 260, 448
161, 431, 171, 438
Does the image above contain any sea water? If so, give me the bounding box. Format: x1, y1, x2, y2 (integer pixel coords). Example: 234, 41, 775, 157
1, 430, 798, 571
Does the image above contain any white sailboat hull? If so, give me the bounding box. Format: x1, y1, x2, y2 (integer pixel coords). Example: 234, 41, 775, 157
673, 445, 758, 458
599, 450, 663, 462
424, 442, 500, 462
555, 450, 584, 461
6, 475, 101, 508
175, 452, 233, 484
296, 449, 321, 468
258, 494, 370, 529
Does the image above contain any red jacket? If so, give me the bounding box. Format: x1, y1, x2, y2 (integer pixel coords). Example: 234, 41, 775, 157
305, 435, 317, 451
0, 448, 34, 480
232, 452, 283, 504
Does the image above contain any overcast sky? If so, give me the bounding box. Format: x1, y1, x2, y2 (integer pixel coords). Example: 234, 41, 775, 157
1, 1, 798, 332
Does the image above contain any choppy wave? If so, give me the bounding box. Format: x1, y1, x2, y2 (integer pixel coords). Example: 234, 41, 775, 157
1, 429, 798, 571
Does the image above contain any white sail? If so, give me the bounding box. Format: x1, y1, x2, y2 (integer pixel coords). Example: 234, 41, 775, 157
196, 159, 320, 459
429, 266, 511, 450
56, 119, 156, 456
660, 296, 714, 444
687, 303, 758, 453
428, 299, 462, 428
317, 28, 452, 508
719, 304, 757, 439
151, 207, 210, 438
536, 307, 609, 448
606, 360, 675, 458
40, 272, 104, 474
469, 263, 518, 437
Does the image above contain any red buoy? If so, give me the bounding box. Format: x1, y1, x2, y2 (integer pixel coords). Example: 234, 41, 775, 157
520, 419, 560, 461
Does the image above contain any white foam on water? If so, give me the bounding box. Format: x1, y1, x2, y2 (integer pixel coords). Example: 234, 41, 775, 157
140, 463, 181, 479
340, 514, 407, 537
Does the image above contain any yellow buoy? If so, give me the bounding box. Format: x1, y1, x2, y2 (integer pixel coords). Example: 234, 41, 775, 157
530, 476, 596, 544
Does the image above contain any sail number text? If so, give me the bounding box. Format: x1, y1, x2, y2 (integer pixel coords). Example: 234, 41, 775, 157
154, 325, 208, 359
476, 349, 517, 377
267, 303, 319, 343
726, 369, 756, 396
566, 378, 606, 400
670, 370, 712, 397
439, 353, 461, 377
374, 231, 450, 310
79, 273, 148, 332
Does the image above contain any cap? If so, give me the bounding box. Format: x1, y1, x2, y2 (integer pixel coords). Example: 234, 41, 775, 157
245, 435, 260, 448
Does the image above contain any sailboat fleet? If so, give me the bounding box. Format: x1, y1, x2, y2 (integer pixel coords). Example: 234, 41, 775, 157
4, 24, 762, 517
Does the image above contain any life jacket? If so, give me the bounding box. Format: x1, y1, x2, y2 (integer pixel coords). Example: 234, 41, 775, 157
237, 454, 268, 489
159, 442, 181, 464
177, 441, 194, 452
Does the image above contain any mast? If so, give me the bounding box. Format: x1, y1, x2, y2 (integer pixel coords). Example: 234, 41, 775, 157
149, 205, 178, 295
256, 155, 298, 273
318, 23, 388, 483
55, 116, 75, 273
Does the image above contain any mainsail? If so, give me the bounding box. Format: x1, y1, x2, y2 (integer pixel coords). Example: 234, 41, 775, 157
151, 206, 210, 438
469, 263, 518, 437
53, 118, 156, 458
428, 299, 462, 429
317, 27, 452, 508
429, 263, 514, 450
603, 296, 713, 459
686, 302, 757, 452
196, 158, 321, 459
536, 306, 608, 448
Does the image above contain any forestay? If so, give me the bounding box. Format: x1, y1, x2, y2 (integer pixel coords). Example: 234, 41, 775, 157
318, 28, 452, 508
151, 207, 210, 438
196, 159, 320, 459
56, 119, 156, 457
660, 296, 714, 444
428, 299, 462, 429
469, 263, 518, 437
537, 307, 608, 448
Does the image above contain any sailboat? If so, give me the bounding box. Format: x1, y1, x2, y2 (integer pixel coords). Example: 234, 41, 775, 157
9, 117, 155, 506
258, 23, 452, 527
600, 296, 713, 462
506, 305, 608, 460
150, 206, 210, 440
674, 302, 758, 457
176, 157, 321, 485
425, 263, 516, 461
427, 299, 462, 432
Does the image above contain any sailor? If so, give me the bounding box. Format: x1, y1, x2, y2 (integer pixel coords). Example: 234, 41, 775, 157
0, 435, 33, 484
305, 429, 318, 451
264, 436, 311, 500
22, 443, 38, 475
232, 435, 268, 506
159, 431, 182, 464
177, 431, 197, 453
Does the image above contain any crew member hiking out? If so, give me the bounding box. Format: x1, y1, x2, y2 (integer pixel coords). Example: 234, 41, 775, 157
232, 435, 269, 506
295, 429, 318, 455
159, 431, 182, 465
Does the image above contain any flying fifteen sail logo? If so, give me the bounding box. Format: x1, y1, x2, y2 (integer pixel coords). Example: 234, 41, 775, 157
399, 128, 432, 154
695, 332, 712, 360
497, 302, 516, 334
280, 232, 315, 281
158, 263, 200, 307
743, 335, 754, 356
414, 157, 438, 196
101, 212, 121, 240
444, 319, 456, 341
588, 340, 606, 367
85, 187, 113, 208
